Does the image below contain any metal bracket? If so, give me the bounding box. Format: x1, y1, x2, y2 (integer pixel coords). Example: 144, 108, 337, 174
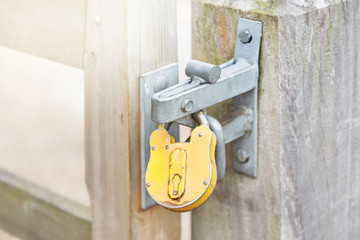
140, 18, 262, 209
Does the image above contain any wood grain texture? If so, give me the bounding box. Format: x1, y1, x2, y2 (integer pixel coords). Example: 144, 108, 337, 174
0, 0, 86, 68
192, 3, 281, 239
278, 1, 360, 239
128, 1, 181, 239
84, 0, 130, 238
84, 0, 180, 239
192, 0, 360, 239
0, 168, 91, 240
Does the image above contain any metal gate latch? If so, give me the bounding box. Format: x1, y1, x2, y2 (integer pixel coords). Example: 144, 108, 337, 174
140, 18, 262, 209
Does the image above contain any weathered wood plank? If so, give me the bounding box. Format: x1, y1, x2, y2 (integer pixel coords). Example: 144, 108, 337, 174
0, 168, 91, 240
84, 0, 180, 239
192, 3, 281, 239
128, 0, 181, 239
0, 0, 86, 68
278, 1, 360, 239
192, 0, 360, 239
0, 45, 88, 207
84, 0, 130, 238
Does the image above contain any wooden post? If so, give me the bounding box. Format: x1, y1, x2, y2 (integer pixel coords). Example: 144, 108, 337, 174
192, 0, 360, 239
84, 0, 180, 239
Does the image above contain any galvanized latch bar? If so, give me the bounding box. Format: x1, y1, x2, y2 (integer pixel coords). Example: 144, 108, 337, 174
140, 18, 262, 209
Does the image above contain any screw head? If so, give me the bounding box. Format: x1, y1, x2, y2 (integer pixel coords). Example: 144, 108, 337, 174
203, 180, 208, 185
165, 145, 170, 149
198, 132, 203, 137
146, 182, 152, 187
181, 99, 193, 112
236, 149, 249, 163
151, 146, 156, 151
238, 30, 252, 44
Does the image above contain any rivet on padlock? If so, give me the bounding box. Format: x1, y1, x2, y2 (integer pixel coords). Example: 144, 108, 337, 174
145, 111, 217, 212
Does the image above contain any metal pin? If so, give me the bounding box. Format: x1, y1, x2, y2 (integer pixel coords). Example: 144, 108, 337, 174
185, 60, 221, 84
146, 182, 152, 187
165, 145, 170, 149
198, 132, 203, 137
203, 180, 208, 185
151, 146, 156, 151
181, 99, 193, 112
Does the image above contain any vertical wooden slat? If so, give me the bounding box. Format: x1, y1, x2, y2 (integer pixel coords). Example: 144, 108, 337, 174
84, 0, 130, 238
191, 0, 360, 239
84, 0, 180, 239
278, 2, 360, 239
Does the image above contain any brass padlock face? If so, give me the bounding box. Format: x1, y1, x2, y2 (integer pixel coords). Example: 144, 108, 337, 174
145, 124, 217, 212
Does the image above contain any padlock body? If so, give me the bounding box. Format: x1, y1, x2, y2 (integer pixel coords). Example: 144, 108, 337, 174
145, 125, 217, 211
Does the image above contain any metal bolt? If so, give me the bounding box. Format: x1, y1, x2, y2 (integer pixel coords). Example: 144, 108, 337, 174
185, 60, 221, 84
181, 99, 193, 112
198, 132, 203, 137
151, 146, 156, 151
146, 182, 152, 187
236, 149, 249, 163
203, 180, 208, 185
165, 145, 170, 149
238, 30, 252, 44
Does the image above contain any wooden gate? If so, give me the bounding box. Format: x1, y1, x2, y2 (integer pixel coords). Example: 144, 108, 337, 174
0, 0, 359, 239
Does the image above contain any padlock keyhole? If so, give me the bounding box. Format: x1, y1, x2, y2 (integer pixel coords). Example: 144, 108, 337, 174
168, 149, 186, 199
172, 174, 181, 196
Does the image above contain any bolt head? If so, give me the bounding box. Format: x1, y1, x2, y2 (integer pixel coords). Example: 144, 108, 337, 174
236, 149, 249, 163
198, 132, 203, 137
181, 99, 193, 112
203, 180, 208, 185
146, 182, 152, 187
238, 30, 252, 44
151, 146, 156, 151
165, 145, 170, 149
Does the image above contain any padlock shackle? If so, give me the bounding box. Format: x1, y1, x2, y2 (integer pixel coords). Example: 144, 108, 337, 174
160, 122, 173, 131
192, 111, 209, 127
161, 111, 209, 131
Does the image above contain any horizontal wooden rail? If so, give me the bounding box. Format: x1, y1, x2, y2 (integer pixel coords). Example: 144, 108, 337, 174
0, 168, 91, 240
0, 0, 86, 68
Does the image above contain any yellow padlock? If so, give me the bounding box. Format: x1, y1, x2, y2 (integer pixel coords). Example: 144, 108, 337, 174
145, 112, 217, 212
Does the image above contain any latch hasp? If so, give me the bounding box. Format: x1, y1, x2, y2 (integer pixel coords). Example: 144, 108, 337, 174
232, 18, 261, 177
139, 18, 262, 209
